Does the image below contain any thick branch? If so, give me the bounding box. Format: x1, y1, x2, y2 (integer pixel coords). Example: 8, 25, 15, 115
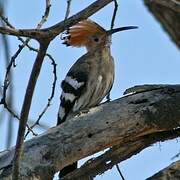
147, 160, 180, 180
0, 85, 180, 180
144, 0, 180, 48
12, 42, 50, 180
62, 129, 180, 180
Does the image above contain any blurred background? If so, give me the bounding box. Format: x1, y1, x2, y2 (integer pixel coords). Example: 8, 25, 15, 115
0, 0, 179, 179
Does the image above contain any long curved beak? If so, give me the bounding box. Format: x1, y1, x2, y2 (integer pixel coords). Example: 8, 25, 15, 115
107, 26, 138, 35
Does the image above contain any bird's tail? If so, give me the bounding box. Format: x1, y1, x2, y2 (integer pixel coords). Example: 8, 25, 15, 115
59, 162, 77, 178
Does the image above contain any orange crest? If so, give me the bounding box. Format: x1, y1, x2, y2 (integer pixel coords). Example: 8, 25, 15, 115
62, 20, 106, 47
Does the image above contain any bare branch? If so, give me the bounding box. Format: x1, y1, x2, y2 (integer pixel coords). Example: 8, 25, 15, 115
0, 0, 54, 138
144, 0, 180, 48
0, 100, 49, 132
0, 0, 52, 107
147, 160, 180, 180
106, 0, 118, 102
37, 0, 51, 29
172, 150, 180, 160
9, 0, 51, 58
0, 0, 114, 39
0, 84, 180, 179
0, 19, 14, 148
25, 55, 57, 138
111, 0, 118, 29
64, 0, 73, 20
12, 41, 50, 180
0, 27, 44, 39
0, 14, 13, 28
46, 0, 114, 35
33, 56, 57, 126
116, 164, 125, 180
3, 101, 37, 137
62, 129, 180, 180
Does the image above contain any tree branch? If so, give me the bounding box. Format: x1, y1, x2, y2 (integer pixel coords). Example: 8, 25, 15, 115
0, 0, 113, 40
144, 0, 180, 48
110, 0, 118, 29
64, 0, 73, 20
0, 20, 14, 149
61, 129, 180, 180
0, 84, 180, 180
12, 41, 50, 180
0, 0, 53, 139
147, 160, 180, 180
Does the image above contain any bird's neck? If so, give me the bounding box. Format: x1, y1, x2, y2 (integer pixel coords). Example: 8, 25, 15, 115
86, 45, 111, 57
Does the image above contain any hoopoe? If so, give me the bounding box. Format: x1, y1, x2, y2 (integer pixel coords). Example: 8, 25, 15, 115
57, 19, 137, 178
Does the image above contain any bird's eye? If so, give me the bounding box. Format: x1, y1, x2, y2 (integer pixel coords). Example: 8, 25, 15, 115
93, 37, 99, 42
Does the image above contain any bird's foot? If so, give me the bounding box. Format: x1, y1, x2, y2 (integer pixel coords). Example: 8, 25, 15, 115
76, 109, 90, 117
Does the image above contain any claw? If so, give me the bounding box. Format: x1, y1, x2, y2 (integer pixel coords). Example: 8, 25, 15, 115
76, 109, 90, 117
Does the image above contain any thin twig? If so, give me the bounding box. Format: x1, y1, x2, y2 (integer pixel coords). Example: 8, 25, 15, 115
0, 0, 53, 136
0, 14, 12, 28
1, 8, 57, 137
3, 103, 37, 136
116, 164, 125, 180
0, 4, 14, 147
1, 98, 48, 132
37, 0, 51, 29
0, 0, 51, 84
0, 0, 51, 72
25, 53, 57, 138
111, 0, 118, 29
37, 56, 57, 122
106, 0, 118, 102
0, 0, 51, 100
28, 119, 49, 130
64, 0, 73, 20
171, 150, 180, 160
1, 24, 14, 148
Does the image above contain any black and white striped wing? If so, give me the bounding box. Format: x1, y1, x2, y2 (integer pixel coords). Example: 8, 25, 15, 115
57, 63, 89, 125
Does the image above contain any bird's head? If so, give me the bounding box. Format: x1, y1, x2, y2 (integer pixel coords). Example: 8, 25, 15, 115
62, 20, 137, 51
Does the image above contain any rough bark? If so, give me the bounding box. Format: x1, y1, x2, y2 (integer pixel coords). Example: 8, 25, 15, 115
0, 84, 180, 180
144, 0, 180, 48
62, 129, 180, 180
147, 160, 180, 180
